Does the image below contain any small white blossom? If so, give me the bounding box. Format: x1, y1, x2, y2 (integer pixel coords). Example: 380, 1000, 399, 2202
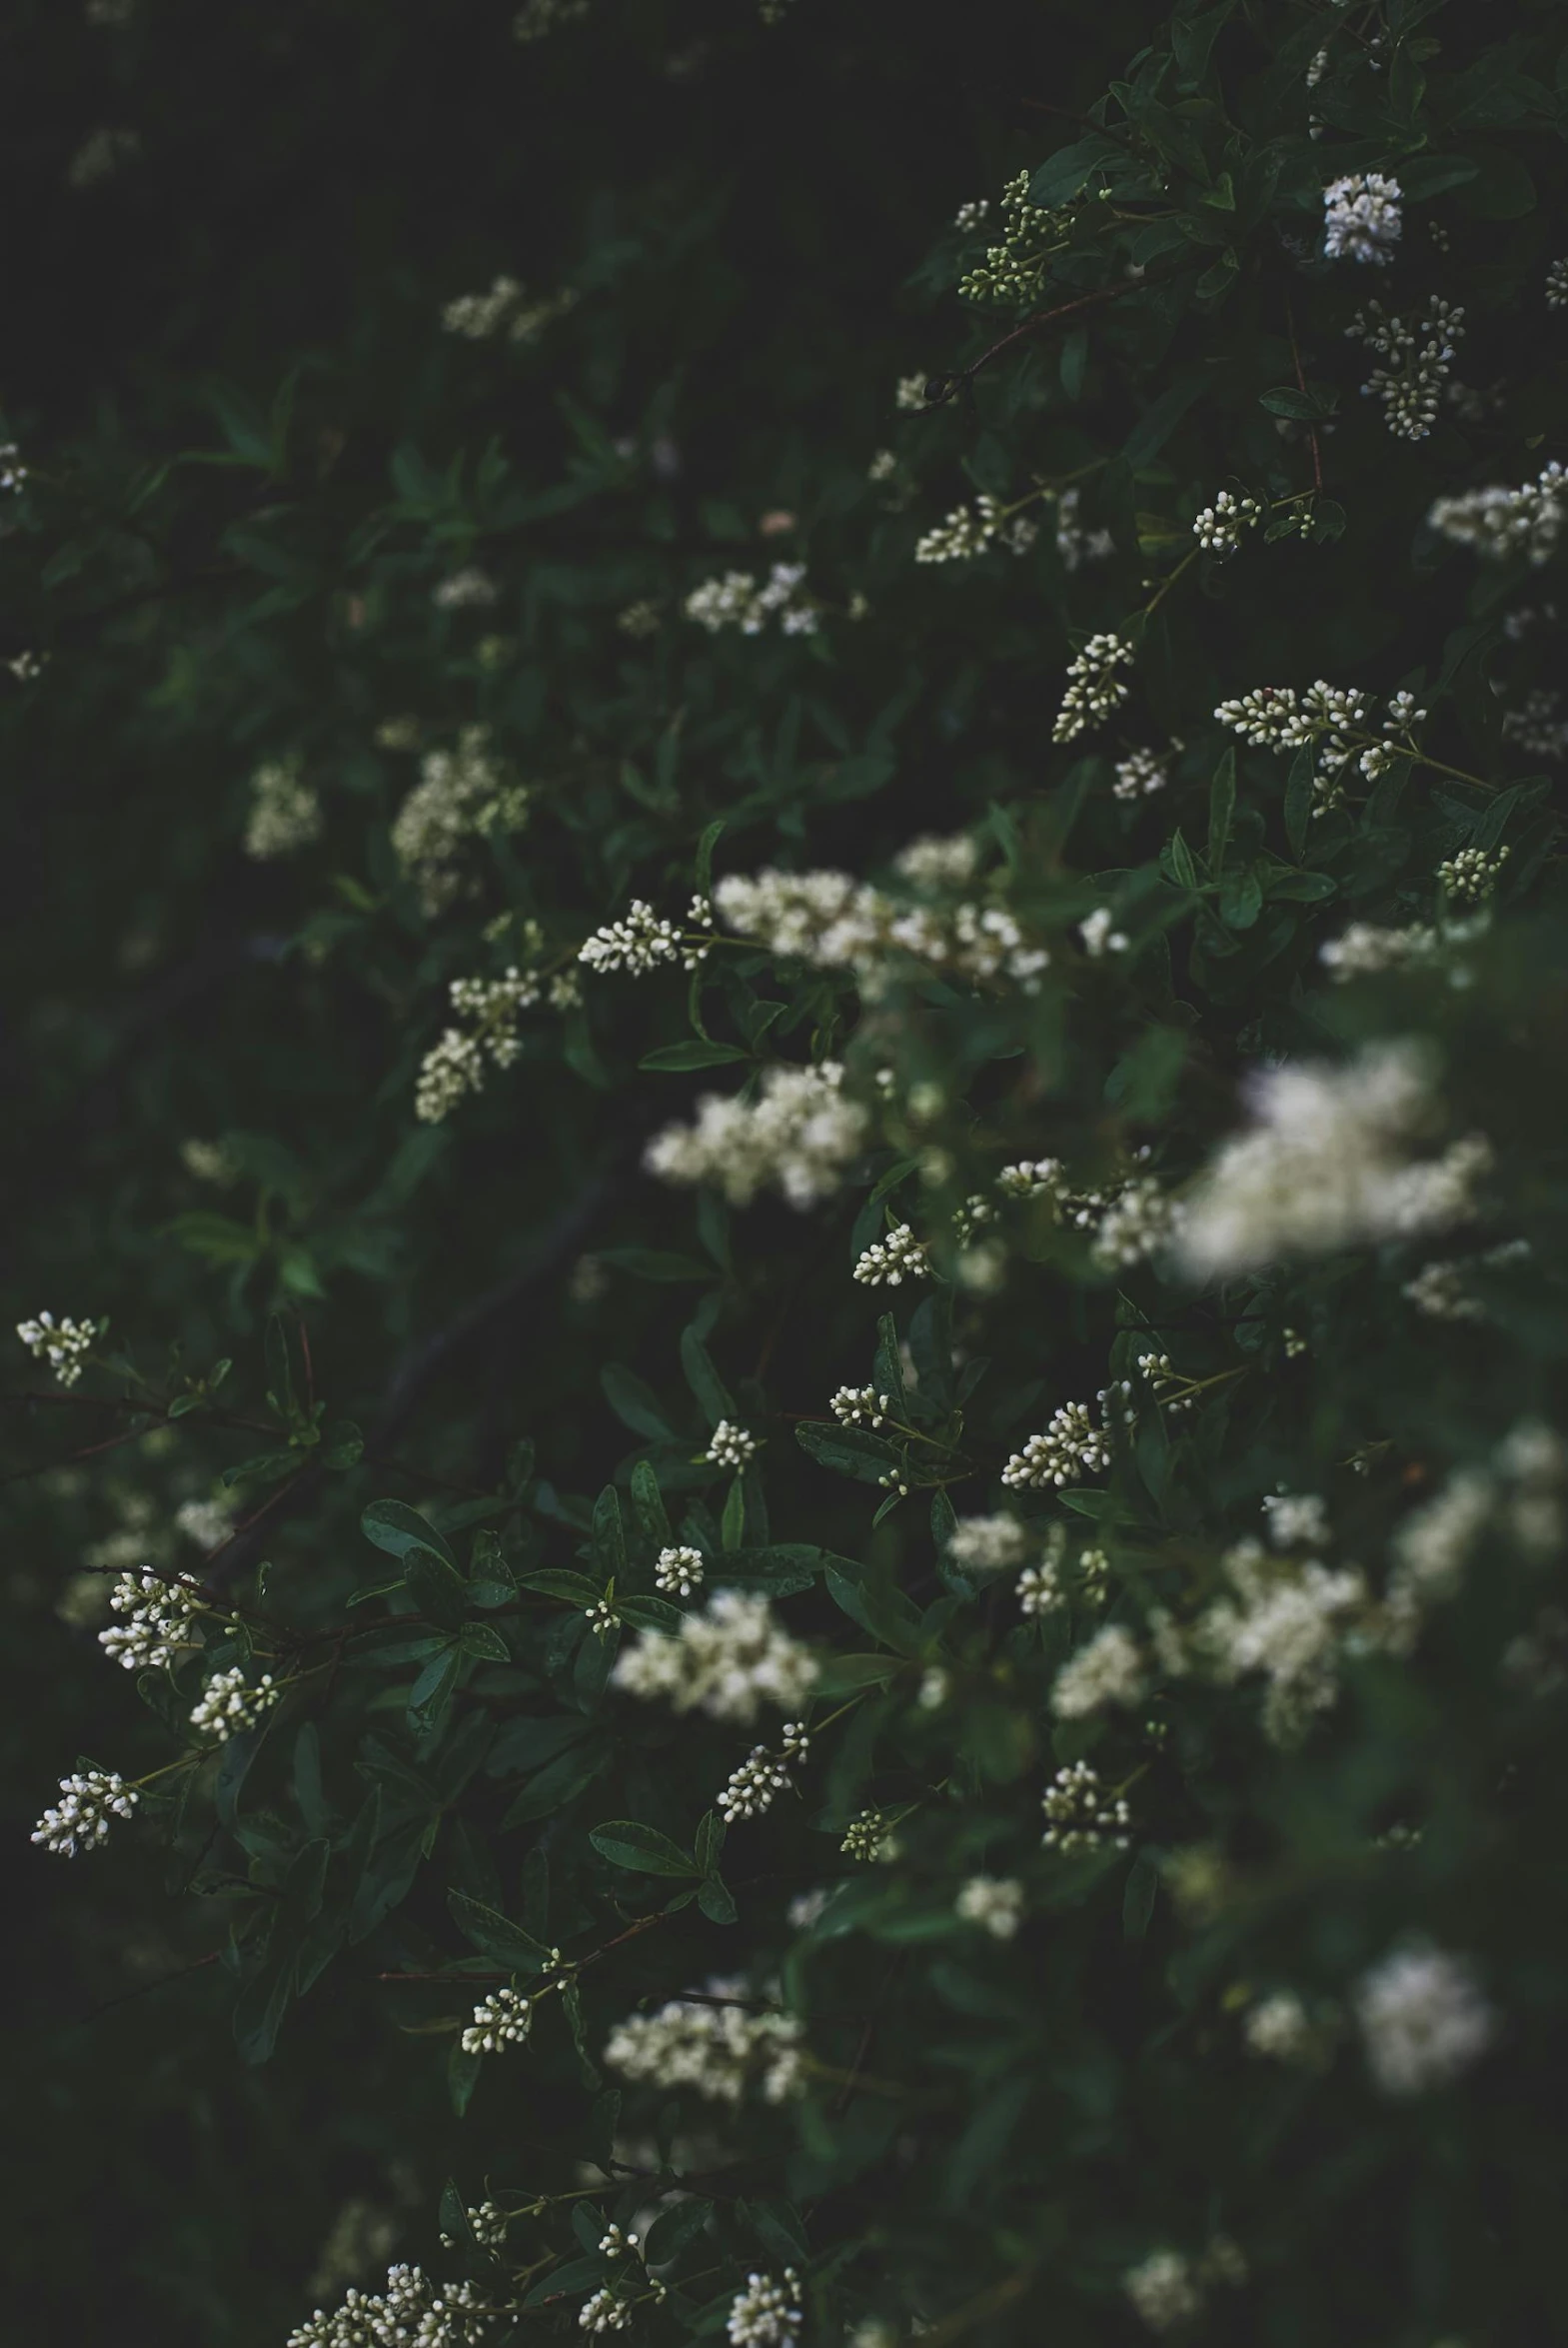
1123, 2250, 1202, 2332
17, 1310, 97, 1388
727, 2269, 802, 2348
841, 1807, 900, 1862
244, 755, 322, 860
1346, 298, 1465, 441
1319, 921, 1441, 981
1078, 907, 1129, 959
189, 1665, 281, 1743
1017, 1559, 1065, 1617
1041, 1759, 1133, 1849
578, 2284, 633, 2333
894, 373, 929, 412
614, 1589, 816, 1724
647, 1061, 868, 1209
831, 1384, 890, 1428
720, 1723, 808, 1822
1051, 1624, 1146, 1720
1053, 486, 1114, 570
946, 1513, 1029, 1574
852, 1222, 928, 1287
1355, 1942, 1496, 2095
1113, 745, 1174, 800
1322, 171, 1402, 265
462, 1986, 534, 2056
685, 563, 817, 636
605, 1981, 805, 2106
286, 2263, 491, 2348
1175, 1043, 1492, 1276
655, 1545, 706, 1597
1428, 463, 1567, 567
32, 1767, 139, 1857
392, 725, 531, 914
955, 1874, 1024, 1938
1262, 1491, 1329, 1549
893, 832, 978, 887
914, 493, 1038, 564
443, 271, 576, 340
1244, 1990, 1327, 2066
705, 1419, 760, 1471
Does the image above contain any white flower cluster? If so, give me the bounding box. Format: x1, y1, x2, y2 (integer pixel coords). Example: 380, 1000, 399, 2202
415, 968, 543, 1124
955, 1873, 1024, 1938
1549, 257, 1568, 310
713, 865, 1049, 996
727, 2269, 802, 2348
1437, 845, 1508, 905
1214, 677, 1396, 807
893, 832, 978, 887
1090, 1175, 1175, 1268
285, 2262, 491, 2348
432, 567, 498, 611
177, 1495, 235, 1550
1051, 1622, 1146, 1719
1501, 687, 1568, 761
831, 1384, 891, 1429
655, 1544, 705, 1596
685, 564, 817, 636
1381, 1466, 1494, 1652
1262, 1490, 1330, 1549
1175, 1043, 1492, 1276
17, 1310, 97, 1388
1354, 1942, 1496, 2095
946, 1512, 1029, 1574
719, 1722, 809, 1823
604, 1983, 805, 2106
578, 2285, 633, 2334
1346, 298, 1465, 441
99, 1568, 202, 1671
1123, 2241, 1245, 2335
1192, 489, 1261, 553
580, 895, 712, 976
1322, 171, 1402, 265
1017, 1553, 1064, 1616
1041, 1759, 1132, 1851
245, 754, 323, 861
852, 1222, 928, 1287
1195, 1537, 1366, 1745
462, 1986, 533, 2056
441, 274, 576, 344
914, 494, 1038, 564
1112, 744, 1175, 800
705, 1419, 760, 1470
1428, 462, 1567, 566
392, 726, 531, 914
513, 0, 591, 40
189, 1665, 281, 1743
841, 1807, 900, 1861
1077, 907, 1129, 960
1319, 920, 1441, 982
1002, 1398, 1112, 1490
957, 168, 1070, 307
613, 1589, 816, 1724
647, 1063, 868, 1208
1, 440, 30, 493
1053, 486, 1115, 571
32, 1766, 139, 1858
1244, 1989, 1332, 2067
68, 125, 142, 189
1052, 632, 1135, 743
1403, 1238, 1530, 1323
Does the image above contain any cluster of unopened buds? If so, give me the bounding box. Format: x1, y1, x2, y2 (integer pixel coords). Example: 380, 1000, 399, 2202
852, 1223, 928, 1287
99, 1568, 203, 1671
1053, 632, 1135, 744
32, 1766, 139, 1858
1002, 1399, 1112, 1490
841, 1807, 900, 1861
685, 564, 818, 636
580, 897, 713, 977
1041, 1759, 1133, 1852
463, 1981, 543, 2056
188, 1665, 281, 1743
1438, 845, 1509, 905
1322, 170, 1402, 266
831, 1384, 891, 1428
16, 1309, 97, 1388
1192, 490, 1261, 553
1347, 298, 1466, 442
655, 1544, 705, 1596
719, 1721, 810, 1822
914, 492, 1039, 564
1113, 744, 1174, 800
727, 2267, 803, 2348
705, 1419, 760, 1471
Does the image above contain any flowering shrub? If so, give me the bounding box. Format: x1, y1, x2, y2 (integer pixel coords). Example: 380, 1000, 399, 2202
6, 2, 1568, 2343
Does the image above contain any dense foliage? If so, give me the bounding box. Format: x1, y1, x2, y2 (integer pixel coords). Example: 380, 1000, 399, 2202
7, 2, 1568, 2342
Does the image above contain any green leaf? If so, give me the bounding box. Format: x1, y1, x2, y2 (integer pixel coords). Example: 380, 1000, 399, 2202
591, 1483, 627, 1577
618, 1594, 684, 1634
1206, 747, 1235, 871
630, 1458, 674, 1547
520, 1567, 604, 1605
642, 2197, 715, 2265
600, 1363, 677, 1440
448, 2041, 483, 2118
698, 1874, 738, 1924
680, 1325, 735, 1427
459, 1622, 511, 1661
1284, 747, 1315, 862
1122, 1849, 1161, 1942
405, 1543, 471, 1630
639, 1040, 751, 1071
362, 1499, 459, 1571
794, 1421, 902, 1484
589, 1820, 702, 1877
721, 1473, 747, 1551
500, 1739, 612, 1827
1165, 829, 1200, 891
447, 1887, 554, 1970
